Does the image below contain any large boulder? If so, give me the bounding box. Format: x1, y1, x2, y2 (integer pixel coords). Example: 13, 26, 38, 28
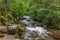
7, 24, 17, 34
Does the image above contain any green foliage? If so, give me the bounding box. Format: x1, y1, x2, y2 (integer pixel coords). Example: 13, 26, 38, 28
29, 0, 60, 29
0, 0, 60, 29
9, 0, 29, 17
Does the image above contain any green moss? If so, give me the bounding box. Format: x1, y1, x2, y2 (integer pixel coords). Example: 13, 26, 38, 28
17, 24, 24, 32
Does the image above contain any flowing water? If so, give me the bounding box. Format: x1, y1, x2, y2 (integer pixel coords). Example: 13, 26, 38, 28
20, 16, 55, 40
0, 16, 59, 40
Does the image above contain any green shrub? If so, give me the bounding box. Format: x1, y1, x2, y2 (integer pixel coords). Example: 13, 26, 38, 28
29, 0, 60, 29
0, 0, 60, 29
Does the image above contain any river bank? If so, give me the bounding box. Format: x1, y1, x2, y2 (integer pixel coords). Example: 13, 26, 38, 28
0, 27, 60, 40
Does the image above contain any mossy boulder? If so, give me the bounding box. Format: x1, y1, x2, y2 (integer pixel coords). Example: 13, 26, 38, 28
7, 24, 18, 34
7, 23, 24, 35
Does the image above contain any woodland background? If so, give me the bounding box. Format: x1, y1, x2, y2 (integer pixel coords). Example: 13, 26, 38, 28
0, 0, 60, 29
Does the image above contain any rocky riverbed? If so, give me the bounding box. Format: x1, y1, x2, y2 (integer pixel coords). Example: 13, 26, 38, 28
0, 29, 60, 40
0, 25, 60, 40
20, 16, 60, 40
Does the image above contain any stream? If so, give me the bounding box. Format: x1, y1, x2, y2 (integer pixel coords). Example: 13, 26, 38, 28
0, 16, 60, 40
20, 16, 56, 40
